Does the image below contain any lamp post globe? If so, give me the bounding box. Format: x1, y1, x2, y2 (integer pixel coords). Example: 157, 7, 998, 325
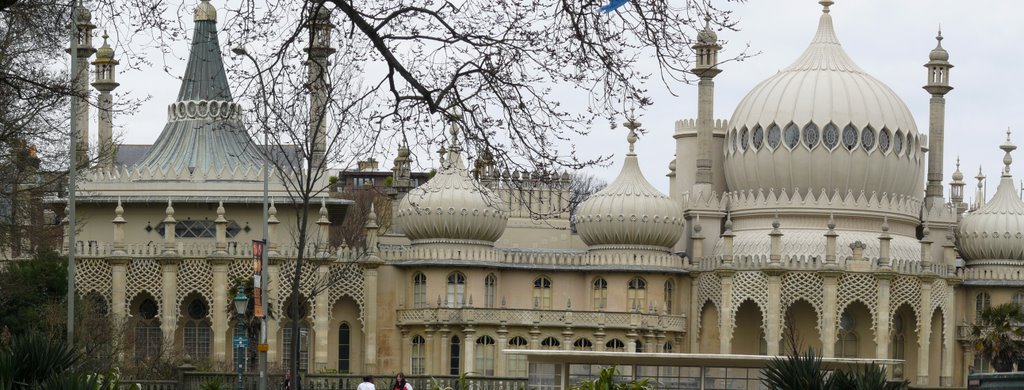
234, 285, 249, 390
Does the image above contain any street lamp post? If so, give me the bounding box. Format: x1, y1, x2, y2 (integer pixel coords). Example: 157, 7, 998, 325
233, 285, 249, 390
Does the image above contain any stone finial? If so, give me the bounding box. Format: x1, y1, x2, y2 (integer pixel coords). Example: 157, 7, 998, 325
827, 213, 835, 231
268, 199, 279, 223
317, 198, 329, 224
215, 201, 227, 222
881, 216, 889, 233
113, 197, 125, 222
365, 203, 379, 229
164, 199, 175, 223
819, 0, 833, 13
624, 109, 641, 154
1001, 127, 1016, 175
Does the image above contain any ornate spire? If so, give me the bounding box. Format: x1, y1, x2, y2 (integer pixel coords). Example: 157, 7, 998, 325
1002, 127, 1016, 176
623, 110, 640, 154
194, 0, 217, 22
819, 0, 833, 13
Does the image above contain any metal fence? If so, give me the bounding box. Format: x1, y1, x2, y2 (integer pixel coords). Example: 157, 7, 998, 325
123, 373, 526, 390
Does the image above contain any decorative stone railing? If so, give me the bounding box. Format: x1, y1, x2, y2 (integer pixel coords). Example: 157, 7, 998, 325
167, 100, 243, 122
687, 254, 956, 277
957, 267, 1024, 282
68, 240, 366, 261
397, 306, 686, 332
379, 245, 684, 269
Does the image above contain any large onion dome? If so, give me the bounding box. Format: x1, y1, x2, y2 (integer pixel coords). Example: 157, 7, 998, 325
723, 1, 924, 200
395, 116, 508, 246
575, 115, 685, 252
959, 131, 1024, 264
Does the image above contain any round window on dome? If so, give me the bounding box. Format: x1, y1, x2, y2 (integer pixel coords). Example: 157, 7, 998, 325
740, 127, 749, 151
879, 128, 891, 153
730, 129, 738, 153
752, 125, 764, 150
893, 130, 904, 156
767, 123, 781, 149
861, 126, 876, 150
783, 123, 799, 149
823, 123, 839, 150
803, 122, 819, 149
842, 124, 858, 151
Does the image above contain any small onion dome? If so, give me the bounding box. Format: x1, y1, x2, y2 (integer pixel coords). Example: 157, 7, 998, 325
95, 31, 115, 61
74, 2, 92, 24
195, 0, 217, 22
929, 31, 949, 62
952, 157, 964, 182
696, 16, 717, 45
959, 130, 1024, 262
575, 115, 685, 252
395, 115, 508, 246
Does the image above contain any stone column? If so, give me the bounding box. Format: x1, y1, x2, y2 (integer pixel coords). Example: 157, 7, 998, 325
210, 258, 230, 364
496, 324, 508, 376
689, 274, 701, 352
875, 274, 893, 360
362, 259, 382, 373
267, 259, 282, 365
424, 326, 435, 374
942, 280, 956, 386
916, 279, 933, 385
463, 325, 476, 376
400, 328, 411, 373
820, 272, 840, 358
438, 325, 451, 374
313, 261, 331, 371
765, 270, 783, 355
960, 341, 974, 387
159, 257, 179, 349
718, 270, 735, 353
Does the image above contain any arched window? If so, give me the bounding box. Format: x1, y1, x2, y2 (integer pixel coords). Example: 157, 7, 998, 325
485, 274, 497, 308
507, 337, 529, 377
338, 323, 351, 373
879, 128, 891, 153
606, 339, 625, 352
842, 124, 858, 150
893, 130, 905, 155
573, 338, 594, 351
976, 292, 992, 319
282, 298, 310, 371
447, 272, 466, 307
413, 272, 427, 308
627, 277, 647, 311
593, 278, 608, 310
541, 337, 560, 350
664, 280, 674, 314
891, 315, 905, 360
740, 127, 749, 151
861, 126, 876, 150
803, 122, 819, 149
533, 277, 552, 309
183, 298, 211, 360
475, 336, 496, 375
823, 123, 839, 150
731, 129, 738, 152
752, 125, 764, 150
1013, 291, 1024, 310
783, 123, 800, 149
664, 342, 673, 353
449, 336, 461, 375
134, 297, 161, 360
835, 312, 858, 358
411, 336, 426, 375
767, 123, 781, 149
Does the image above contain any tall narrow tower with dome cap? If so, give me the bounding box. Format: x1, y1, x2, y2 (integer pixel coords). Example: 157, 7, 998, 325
925, 30, 954, 206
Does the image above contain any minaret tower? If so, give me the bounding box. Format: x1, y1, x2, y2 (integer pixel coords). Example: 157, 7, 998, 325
973, 166, 986, 211
924, 29, 953, 205
92, 31, 119, 170
691, 15, 722, 194
391, 139, 413, 193
70, 0, 97, 165
306, 6, 335, 171
949, 157, 966, 215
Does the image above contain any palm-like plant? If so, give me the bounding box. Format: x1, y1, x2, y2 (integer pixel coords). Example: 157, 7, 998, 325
761, 349, 833, 390
971, 303, 1024, 372
571, 366, 649, 390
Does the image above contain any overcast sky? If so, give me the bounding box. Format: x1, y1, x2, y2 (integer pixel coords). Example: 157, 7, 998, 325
111, 0, 1024, 203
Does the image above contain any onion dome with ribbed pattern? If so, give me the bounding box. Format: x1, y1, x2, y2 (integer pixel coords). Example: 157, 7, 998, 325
395, 115, 508, 246
574, 115, 685, 253
723, 0, 924, 200
959, 130, 1024, 264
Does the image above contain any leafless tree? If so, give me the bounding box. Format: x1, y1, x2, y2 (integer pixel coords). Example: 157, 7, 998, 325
568, 173, 608, 230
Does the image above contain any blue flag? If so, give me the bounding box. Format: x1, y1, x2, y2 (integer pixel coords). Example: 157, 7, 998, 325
598, 0, 628, 13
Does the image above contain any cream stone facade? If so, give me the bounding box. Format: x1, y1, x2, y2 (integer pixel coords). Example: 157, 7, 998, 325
26, 0, 1024, 388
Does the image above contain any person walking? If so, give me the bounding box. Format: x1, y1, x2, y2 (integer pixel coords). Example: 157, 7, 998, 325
357, 376, 376, 390
390, 372, 412, 390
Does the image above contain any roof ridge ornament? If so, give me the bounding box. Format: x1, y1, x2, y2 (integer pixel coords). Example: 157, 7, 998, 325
819, 0, 833, 14
195, 0, 217, 22
1002, 127, 1016, 176
623, 109, 640, 154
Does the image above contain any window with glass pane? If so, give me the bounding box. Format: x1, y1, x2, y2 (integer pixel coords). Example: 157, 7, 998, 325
784, 123, 800, 149
533, 277, 552, 309
155, 219, 242, 238
485, 274, 497, 308
1014, 291, 1024, 309
541, 337, 560, 350
338, 323, 351, 372
573, 338, 593, 351
740, 127, 749, 151
606, 339, 625, 352
879, 128, 891, 152
183, 299, 211, 360
752, 125, 764, 150
835, 312, 857, 358
283, 324, 310, 371
664, 280, 674, 314
803, 122, 819, 148
663, 342, 673, 353
449, 336, 461, 375
767, 123, 781, 149
823, 123, 839, 149
475, 336, 496, 376
862, 126, 876, 150
627, 277, 647, 312
447, 272, 466, 307
507, 336, 529, 377
894, 131, 904, 155
411, 336, 426, 375
592, 278, 608, 310
135, 298, 161, 360
977, 292, 991, 319
413, 272, 427, 308
843, 124, 858, 150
